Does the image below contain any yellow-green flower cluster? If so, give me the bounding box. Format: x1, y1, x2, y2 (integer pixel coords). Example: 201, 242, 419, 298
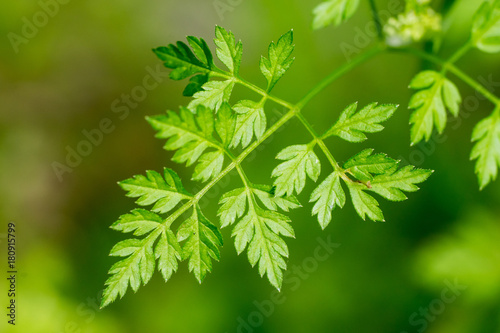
384, 5, 442, 46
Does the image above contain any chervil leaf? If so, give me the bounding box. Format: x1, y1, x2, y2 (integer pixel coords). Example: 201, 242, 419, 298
147, 106, 215, 165
216, 102, 236, 146
231, 100, 267, 149
218, 188, 248, 228
368, 165, 433, 201
155, 227, 182, 281
183, 74, 209, 97
408, 70, 462, 144
102, 228, 162, 308
188, 79, 235, 112
312, 0, 361, 30
472, 0, 500, 53
231, 205, 294, 290
344, 149, 398, 181
177, 205, 223, 283
111, 209, 163, 236
119, 168, 191, 214
260, 30, 295, 92
193, 150, 225, 182
347, 182, 384, 222
153, 37, 215, 81
147, 106, 228, 183
471, 110, 500, 189
324, 102, 398, 142
252, 184, 301, 212
310, 171, 346, 229
272, 144, 321, 197
214, 26, 243, 74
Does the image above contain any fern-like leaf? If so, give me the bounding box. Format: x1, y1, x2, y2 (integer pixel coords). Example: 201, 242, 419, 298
147, 106, 232, 183
345, 151, 432, 221
260, 30, 295, 92
214, 25, 243, 74
119, 168, 192, 214
312, 0, 361, 30
102, 211, 181, 308
153, 38, 214, 81
177, 205, 224, 283
472, 0, 500, 53
368, 166, 433, 201
271, 144, 321, 197
324, 102, 398, 142
310, 171, 346, 229
188, 80, 235, 112
347, 182, 385, 221
252, 184, 301, 212
231, 100, 267, 149
218, 185, 298, 289
408, 70, 461, 144
343, 149, 398, 181
232, 204, 294, 290
471, 110, 500, 189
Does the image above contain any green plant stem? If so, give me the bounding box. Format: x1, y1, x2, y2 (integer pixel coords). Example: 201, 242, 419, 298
368, 0, 384, 41
296, 112, 341, 168
296, 45, 384, 108
447, 41, 472, 65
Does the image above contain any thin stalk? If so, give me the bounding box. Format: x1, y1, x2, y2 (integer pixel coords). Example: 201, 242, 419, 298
296, 45, 384, 108
368, 0, 384, 41
447, 41, 472, 65
295, 112, 340, 168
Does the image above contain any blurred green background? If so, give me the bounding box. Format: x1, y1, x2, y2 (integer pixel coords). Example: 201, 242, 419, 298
1, 0, 500, 332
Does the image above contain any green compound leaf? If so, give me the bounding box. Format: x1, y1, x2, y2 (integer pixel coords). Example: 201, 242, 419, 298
368, 165, 433, 202
408, 70, 462, 144
471, 109, 500, 189
216, 102, 236, 147
147, 106, 230, 183
347, 182, 385, 222
218, 185, 300, 229
218, 184, 298, 289
310, 171, 346, 229
231, 204, 294, 290
188, 79, 235, 113
111, 209, 164, 236
104, 25, 437, 308
193, 150, 225, 182
346, 155, 432, 221
218, 188, 248, 228
177, 205, 223, 283
102, 236, 156, 308
155, 227, 182, 282
472, 0, 500, 53
344, 149, 398, 181
183, 74, 209, 97
252, 184, 301, 212
324, 102, 398, 142
153, 37, 214, 81
101, 223, 181, 308
312, 0, 361, 30
215, 26, 243, 74
119, 168, 192, 214
271, 144, 321, 197
260, 30, 295, 92
231, 100, 267, 149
